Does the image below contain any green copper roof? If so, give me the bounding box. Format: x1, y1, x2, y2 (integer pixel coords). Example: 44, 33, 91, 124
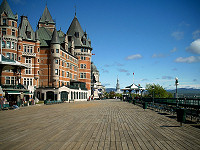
67, 16, 91, 48
39, 5, 55, 24
57, 29, 65, 37
18, 16, 35, 41
67, 16, 84, 37
37, 27, 53, 46
51, 29, 60, 44
0, 0, 17, 20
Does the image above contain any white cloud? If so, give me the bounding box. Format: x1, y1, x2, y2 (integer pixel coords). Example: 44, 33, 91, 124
152, 53, 167, 58
170, 47, 177, 53
186, 39, 200, 54
171, 31, 184, 40
193, 30, 200, 39
175, 56, 200, 63
126, 54, 142, 60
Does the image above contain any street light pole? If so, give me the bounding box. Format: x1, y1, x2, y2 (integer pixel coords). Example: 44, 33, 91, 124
175, 77, 179, 107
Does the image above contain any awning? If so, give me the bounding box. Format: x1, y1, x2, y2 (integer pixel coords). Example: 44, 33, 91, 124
23, 91, 31, 95
6, 91, 21, 95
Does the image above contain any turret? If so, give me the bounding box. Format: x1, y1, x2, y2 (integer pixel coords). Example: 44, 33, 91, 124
50, 28, 60, 87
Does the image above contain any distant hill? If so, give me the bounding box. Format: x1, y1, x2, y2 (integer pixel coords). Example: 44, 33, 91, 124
167, 88, 200, 98
105, 88, 116, 93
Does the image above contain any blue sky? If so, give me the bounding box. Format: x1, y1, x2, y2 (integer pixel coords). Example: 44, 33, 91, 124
9, 0, 200, 89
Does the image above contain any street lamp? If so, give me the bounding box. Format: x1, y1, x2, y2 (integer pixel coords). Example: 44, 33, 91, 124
175, 77, 179, 106
152, 85, 155, 105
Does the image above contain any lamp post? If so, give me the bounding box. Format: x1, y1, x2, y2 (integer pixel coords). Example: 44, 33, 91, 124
152, 85, 155, 105
175, 77, 179, 106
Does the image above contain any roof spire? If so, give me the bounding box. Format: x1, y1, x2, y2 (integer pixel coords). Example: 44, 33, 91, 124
75, 4, 76, 16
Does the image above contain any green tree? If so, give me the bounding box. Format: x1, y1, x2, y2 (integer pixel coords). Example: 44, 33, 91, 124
109, 91, 116, 99
145, 84, 173, 98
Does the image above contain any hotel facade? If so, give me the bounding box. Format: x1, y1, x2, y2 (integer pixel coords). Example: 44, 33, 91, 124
0, 0, 94, 104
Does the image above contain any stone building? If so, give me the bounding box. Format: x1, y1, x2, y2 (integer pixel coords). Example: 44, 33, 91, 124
91, 62, 105, 99
0, 0, 93, 104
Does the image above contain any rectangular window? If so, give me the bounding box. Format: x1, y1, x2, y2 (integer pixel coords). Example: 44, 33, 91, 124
26, 31, 31, 39
56, 49, 59, 53
62, 60, 64, 66
55, 59, 58, 64
55, 69, 58, 75
30, 46, 33, 53
11, 42, 14, 49
67, 72, 69, 77
18, 57, 21, 61
6, 77, 10, 84
12, 21, 15, 27
11, 53, 14, 60
81, 56, 86, 60
51, 49, 54, 53
2, 41, 5, 48
23, 78, 33, 86
11, 77, 15, 84
2, 28, 6, 35
24, 45, 27, 52
25, 57, 31, 64
80, 73, 86, 79
6, 53, 10, 59
3, 19, 6, 26
62, 71, 64, 77
67, 63, 69, 68
18, 45, 21, 50
12, 29, 15, 36
7, 41, 11, 48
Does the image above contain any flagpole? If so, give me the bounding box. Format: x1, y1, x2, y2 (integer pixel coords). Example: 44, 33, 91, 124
133, 73, 134, 84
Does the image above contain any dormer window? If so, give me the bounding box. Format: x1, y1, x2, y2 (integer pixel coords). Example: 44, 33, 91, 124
12, 21, 15, 27
82, 39, 86, 45
75, 32, 79, 38
26, 31, 31, 39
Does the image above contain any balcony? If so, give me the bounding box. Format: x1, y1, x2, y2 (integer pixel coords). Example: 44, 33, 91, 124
22, 52, 36, 57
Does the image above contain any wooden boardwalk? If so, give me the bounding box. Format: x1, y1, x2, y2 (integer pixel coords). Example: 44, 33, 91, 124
0, 99, 200, 150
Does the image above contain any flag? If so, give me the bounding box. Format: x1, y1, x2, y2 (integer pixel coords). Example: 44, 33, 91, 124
92, 53, 95, 55
133, 72, 134, 75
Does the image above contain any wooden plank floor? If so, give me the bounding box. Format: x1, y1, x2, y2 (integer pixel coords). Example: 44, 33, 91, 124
0, 99, 200, 150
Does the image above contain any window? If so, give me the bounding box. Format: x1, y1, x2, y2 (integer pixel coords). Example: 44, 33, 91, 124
5, 76, 16, 85
75, 32, 79, 38
51, 49, 54, 53
25, 57, 31, 64
12, 29, 15, 36
55, 69, 58, 75
11, 53, 14, 60
38, 48, 40, 52
67, 63, 69, 68
56, 49, 59, 53
62, 60, 64, 66
25, 68, 31, 74
12, 21, 15, 27
11, 42, 14, 49
26, 31, 31, 39
3, 19, 6, 25
62, 52, 64, 57
2, 41, 5, 48
18, 57, 21, 61
80, 73, 86, 79
67, 72, 69, 77
37, 59, 40, 63
55, 59, 58, 64
2, 28, 6, 35
7, 41, 11, 48
6, 77, 10, 84
18, 45, 21, 50
24, 45, 27, 52
30, 46, 33, 53
81, 56, 86, 60
23, 78, 33, 86
80, 64, 86, 69
83, 39, 86, 45
6, 53, 10, 59
62, 71, 64, 77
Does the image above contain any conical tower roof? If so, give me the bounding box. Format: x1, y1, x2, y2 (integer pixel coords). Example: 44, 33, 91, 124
0, 0, 17, 20
51, 28, 60, 44
39, 5, 55, 24
67, 15, 84, 37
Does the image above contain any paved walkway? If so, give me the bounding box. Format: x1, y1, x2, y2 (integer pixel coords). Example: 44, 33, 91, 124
0, 99, 200, 150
